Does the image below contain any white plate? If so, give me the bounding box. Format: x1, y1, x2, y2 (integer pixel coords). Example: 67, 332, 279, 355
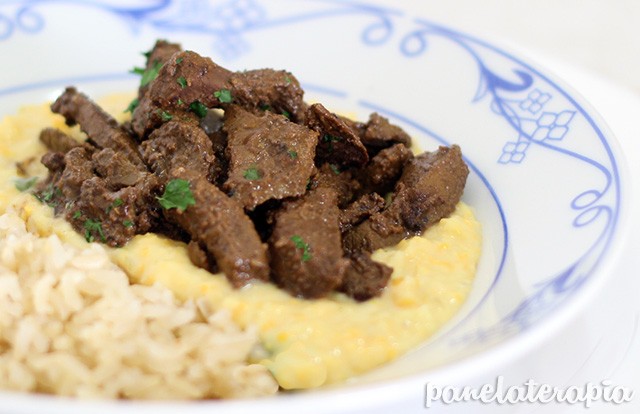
0, 1, 630, 413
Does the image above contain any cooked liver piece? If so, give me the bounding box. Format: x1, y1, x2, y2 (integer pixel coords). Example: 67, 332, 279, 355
132, 50, 308, 137
92, 148, 147, 190
340, 251, 392, 301
360, 142, 413, 195
56, 147, 95, 201
343, 145, 468, 253
71, 174, 161, 247
339, 193, 386, 233
223, 105, 317, 210
138, 40, 182, 98
51, 87, 146, 170
39, 128, 83, 153
360, 112, 412, 149
312, 163, 361, 208
269, 187, 348, 298
166, 169, 270, 287
132, 50, 233, 137
140, 121, 216, 182
305, 103, 369, 168
229, 69, 307, 122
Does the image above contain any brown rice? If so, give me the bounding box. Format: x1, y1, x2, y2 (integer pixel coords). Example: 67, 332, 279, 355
0, 207, 278, 399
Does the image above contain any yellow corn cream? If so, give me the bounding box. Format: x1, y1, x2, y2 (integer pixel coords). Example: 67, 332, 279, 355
0, 95, 481, 390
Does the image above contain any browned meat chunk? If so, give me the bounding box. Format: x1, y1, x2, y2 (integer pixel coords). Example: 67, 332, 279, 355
340, 252, 392, 301
360, 142, 413, 195
229, 69, 307, 122
312, 163, 361, 207
69, 175, 161, 247
51, 87, 146, 170
305, 103, 369, 168
187, 240, 216, 273
360, 112, 412, 150
132, 50, 233, 137
269, 187, 348, 298
223, 105, 317, 210
339, 193, 385, 233
140, 121, 216, 182
137, 40, 182, 99
343, 145, 468, 253
165, 169, 270, 287
92, 148, 147, 190
56, 147, 95, 201
39, 128, 83, 153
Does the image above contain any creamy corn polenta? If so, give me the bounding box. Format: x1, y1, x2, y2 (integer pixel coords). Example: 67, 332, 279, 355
0, 96, 481, 390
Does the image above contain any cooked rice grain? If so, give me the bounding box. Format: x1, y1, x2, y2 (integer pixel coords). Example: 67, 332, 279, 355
0, 209, 278, 399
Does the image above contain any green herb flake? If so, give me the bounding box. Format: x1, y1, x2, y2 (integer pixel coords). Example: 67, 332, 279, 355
157, 178, 196, 212
84, 219, 106, 243
177, 98, 184, 106
329, 164, 341, 175
176, 57, 184, 64
123, 220, 134, 228
243, 167, 261, 181
36, 184, 61, 207
131, 60, 163, 88
214, 89, 233, 104
124, 97, 139, 113
290, 235, 312, 262
14, 176, 37, 192
259, 103, 272, 112
130, 67, 145, 76
177, 76, 188, 89
72, 211, 82, 220
160, 110, 173, 122
106, 198, 124, 214
281, 109, 291, 119
284, 75, 292, 85
287, 150, 298, 159
189, 101, 208, 118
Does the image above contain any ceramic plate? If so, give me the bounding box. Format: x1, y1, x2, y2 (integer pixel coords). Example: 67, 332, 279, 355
0, 1, 628, 413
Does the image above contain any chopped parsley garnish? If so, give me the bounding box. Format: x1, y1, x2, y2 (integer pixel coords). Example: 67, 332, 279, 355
84, 219, 106, 243
176, 57, 184, 64
177, 98, 184, 106
123, 220, 134, 228
189, 101, 208, 118
259, 103, 272, 111
329, 164, 341, 175
131, 60, 163, 88
14, 176, 37, 192
214, 89, 233, 103
284, 75, 292, 85
72, 211, 82, 220
243, 167, 261, 180
177, 76, 187, 88
287, 149, 298, 159
36, 184, 61, 206
106, 198, 124, 214
160, 110, 173, 121
124, 97, 139, 113
290, 235, 312, 262
281, 109, 291, 119
157, 179, 196, 212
